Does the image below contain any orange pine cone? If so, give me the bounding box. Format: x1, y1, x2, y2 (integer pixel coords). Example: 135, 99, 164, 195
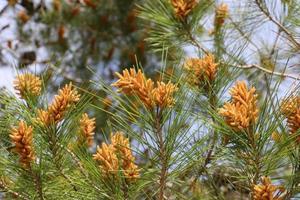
10, 121, 35, 167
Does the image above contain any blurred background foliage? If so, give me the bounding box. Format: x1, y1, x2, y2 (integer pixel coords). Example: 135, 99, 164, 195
0, 0, 161, 138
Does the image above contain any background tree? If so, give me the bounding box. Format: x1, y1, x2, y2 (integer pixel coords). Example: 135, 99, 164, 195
0, 0, 160, 137
1, 0, 157, 78
1, 0, 300, 199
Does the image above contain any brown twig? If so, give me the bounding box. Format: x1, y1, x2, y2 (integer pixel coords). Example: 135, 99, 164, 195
182, 21, 209, 55
234, 63, 300, 80
188, 31, 209, 55
254, 0, 300, 49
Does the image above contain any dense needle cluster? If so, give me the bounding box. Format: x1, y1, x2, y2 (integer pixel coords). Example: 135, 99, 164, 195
112, 68, 178, 109
280, 96, 300, 139
184, 54, 218, 85
170, 0, 197, 20
79, 113, 96, 147
10, 121, 35, 167
13, 73, 42, 99
252, 177, 285, 200
219, 81, 258, 131
93, 132, 139, 180
37, 83, 80, 125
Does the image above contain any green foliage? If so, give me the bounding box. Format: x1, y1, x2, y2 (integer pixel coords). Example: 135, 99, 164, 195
1, 0, 300, 199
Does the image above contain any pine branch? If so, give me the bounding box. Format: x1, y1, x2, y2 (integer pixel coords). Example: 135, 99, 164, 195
254, 0, 300, 49
29, 167, 44, 200
155, 109, 168, 200
186, 30, 299, 81
55, 163, 78, 192
184, 25, 208, 54
234, 64, 300, 80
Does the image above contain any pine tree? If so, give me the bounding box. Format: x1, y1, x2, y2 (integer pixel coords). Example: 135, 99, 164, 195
1, 0, 300, 199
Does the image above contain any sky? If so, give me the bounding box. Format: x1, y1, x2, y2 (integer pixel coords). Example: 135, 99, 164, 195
0, 1, 17, 91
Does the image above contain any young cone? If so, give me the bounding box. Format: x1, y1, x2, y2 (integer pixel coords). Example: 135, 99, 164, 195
112, 68, 178, 110
219, 81, 258, 131
112, 68, 155, 108
18, 11, 30, 24
215, 3, 229, 26
280, 96, 300, 141
252, 177, 285, 200
79, 113, 96, 147
93, 143, 119, 176
10, 121, 35, 167
152, 81, 178, 108
13, 73, 42, 99
170, 0, 197, 20
37, 83, 80, 125
93, 132, 139, 180
184, 54, 218, 85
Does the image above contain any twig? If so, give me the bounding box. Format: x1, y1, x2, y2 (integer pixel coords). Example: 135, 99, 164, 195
188, 26, 300, 81
254, 0, 300, 48
0, 24, 9, 33
234, 63, 300, 80
188, 31, 209, 55
182, 21, 209, 55
185, 9, 299, 81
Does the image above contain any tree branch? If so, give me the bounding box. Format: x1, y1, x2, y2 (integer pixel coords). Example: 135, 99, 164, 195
182, 22, 209, 55
29, 167, 44, 200
234, 63, 300, 80
155, 109, 168, 200
254, 0, 300, 49
185, 26, 299, 81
